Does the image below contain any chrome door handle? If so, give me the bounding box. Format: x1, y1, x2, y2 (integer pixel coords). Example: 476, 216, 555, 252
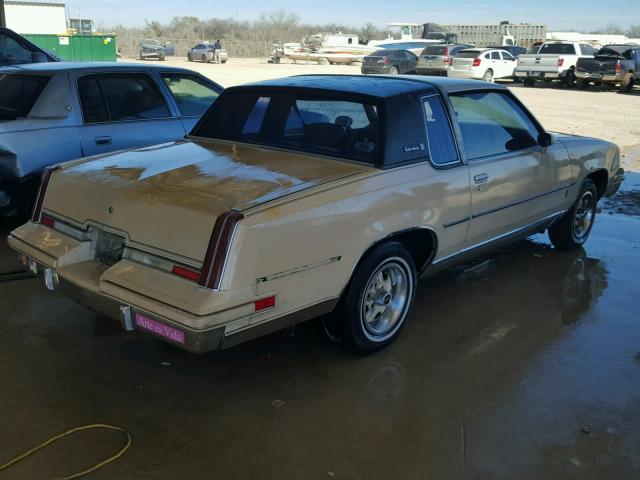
473, 173, 489, 184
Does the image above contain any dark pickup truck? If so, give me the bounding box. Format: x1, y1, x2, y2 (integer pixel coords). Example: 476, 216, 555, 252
575, 44, 640, 92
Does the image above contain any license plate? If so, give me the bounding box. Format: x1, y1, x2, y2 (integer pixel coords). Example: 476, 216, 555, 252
587, 73, 601, 79
135, 313, 186, 345
531, 72, 542, 77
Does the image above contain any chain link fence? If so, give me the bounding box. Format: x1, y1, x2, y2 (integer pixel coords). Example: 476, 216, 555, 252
116, 36, 274, 59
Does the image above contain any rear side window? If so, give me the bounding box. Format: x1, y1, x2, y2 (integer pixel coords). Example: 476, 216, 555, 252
0, 74, 50, 120
449, 91, 540, 160
161, 73, 220, 116
194, 92, 379, 164
539, 44, 576, 55
422, 95, 458, 166
78, 73, 171, 124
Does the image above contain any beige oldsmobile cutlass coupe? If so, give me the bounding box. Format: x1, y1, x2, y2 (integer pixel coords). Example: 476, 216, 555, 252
9, 75, 624, 354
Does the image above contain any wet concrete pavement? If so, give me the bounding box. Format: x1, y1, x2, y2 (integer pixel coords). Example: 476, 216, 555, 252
1, 209, 639, 479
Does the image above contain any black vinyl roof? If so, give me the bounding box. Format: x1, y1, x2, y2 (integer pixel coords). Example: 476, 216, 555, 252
234, 74, 506, 98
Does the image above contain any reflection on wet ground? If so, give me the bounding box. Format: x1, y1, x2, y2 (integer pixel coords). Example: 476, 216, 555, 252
0, 213, 639, 479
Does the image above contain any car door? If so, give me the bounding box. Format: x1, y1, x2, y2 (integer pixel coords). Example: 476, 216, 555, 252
75, 71, 186, 157
499, 51, 515, 78
403, 51, 417, 72
489, 50, 502, 76
448, 90, 566, 246
159, 72, 223, 132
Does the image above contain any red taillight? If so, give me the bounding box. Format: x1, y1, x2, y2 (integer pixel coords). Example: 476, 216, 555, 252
172, 265, 201, 282
255, 296, 276, 312
472, 58, 481, 67
199, 211, 244, 290
40, 215, 55, 228
557, 57, 564, 67
31, 166, 61, 223
383, 56, 390, 64
443, 55, 450, 64
615, 62, 622, 73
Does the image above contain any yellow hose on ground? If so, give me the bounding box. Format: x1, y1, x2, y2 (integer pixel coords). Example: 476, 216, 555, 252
0, 424, 131, 479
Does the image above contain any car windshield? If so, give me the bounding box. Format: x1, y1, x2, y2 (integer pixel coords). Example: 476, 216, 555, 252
193, 91, 380, 164
539, 44, 576, 55
0, 74, 50, 120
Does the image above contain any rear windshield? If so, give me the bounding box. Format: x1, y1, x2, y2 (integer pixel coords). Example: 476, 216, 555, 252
595, 48, 626, 57
370, 50, 391, 56
0, 74, 50, 120
421, 46, 446, 55
538, 44, 576, 55
456, 51, 481, 58
193, 92, 379, 164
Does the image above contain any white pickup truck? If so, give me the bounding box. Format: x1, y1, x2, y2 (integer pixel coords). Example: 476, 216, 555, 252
515, 41, 596, 87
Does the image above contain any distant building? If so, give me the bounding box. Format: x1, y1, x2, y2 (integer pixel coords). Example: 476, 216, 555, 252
5, 1, 67, 34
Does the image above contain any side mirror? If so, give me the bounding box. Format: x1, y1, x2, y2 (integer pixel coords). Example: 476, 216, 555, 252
538, 132, 553, 147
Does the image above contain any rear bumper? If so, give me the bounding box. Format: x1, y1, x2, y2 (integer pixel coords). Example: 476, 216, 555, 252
574, 71, 621, 83
514, 70, 560, 79
415, 67, 447, 76
8, 226, 337, 353
447, 70, 482, 80
361, 66, 394, 74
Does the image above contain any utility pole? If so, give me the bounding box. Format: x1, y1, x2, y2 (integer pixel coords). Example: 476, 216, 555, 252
0, 0, 6, 28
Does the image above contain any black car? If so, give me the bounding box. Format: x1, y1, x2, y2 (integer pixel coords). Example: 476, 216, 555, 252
361, 49, 417, 75
487, 45, 528, 58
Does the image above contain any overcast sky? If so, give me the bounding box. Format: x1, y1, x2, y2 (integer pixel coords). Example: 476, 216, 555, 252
65, 0, 640, 31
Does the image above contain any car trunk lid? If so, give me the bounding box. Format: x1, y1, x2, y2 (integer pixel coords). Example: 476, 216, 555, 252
43, 139, 371, 261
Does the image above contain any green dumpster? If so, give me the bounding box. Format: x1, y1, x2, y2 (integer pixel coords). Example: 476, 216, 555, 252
22, 34, 117, 62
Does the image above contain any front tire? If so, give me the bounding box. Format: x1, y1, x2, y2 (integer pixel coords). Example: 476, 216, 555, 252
549, 180, 598, 249
187, 53, 193, 61
327, 242, 416, 354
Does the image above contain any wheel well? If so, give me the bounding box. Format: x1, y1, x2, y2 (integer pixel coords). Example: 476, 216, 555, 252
587, 170, 608, 199
353, 228, 438, 280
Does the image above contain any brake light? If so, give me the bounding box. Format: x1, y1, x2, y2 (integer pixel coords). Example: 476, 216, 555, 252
172, 265, 201, 282
199, 211, 244, 290
255, 295, 276, 312
31, 166, 61, 223
381, 56, 390, 64
557, 57, 564, 67
472, 58, 481, 67
443, 47, 449, 63
41, 215, 56, 228
443, 55, 450, 64
615, 62, 622, 73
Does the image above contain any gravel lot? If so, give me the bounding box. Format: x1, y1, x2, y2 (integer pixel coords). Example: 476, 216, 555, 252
126, 57, 640, 170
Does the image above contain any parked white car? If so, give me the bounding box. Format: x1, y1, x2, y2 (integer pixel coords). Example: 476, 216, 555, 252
514, 41, 596, 87
447, 48, 517, 82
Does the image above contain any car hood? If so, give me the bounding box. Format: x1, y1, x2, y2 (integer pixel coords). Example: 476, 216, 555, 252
44, 139, 370, 260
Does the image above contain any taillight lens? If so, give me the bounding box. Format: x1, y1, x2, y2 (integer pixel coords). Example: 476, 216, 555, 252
31, 165, 61, 223
255, 296, 276, 312
171, 265, 201, 282
382, 56, 390, 64
557, 57, 564, 67
443, 55, 450, 64
41, 215, 56, 228
472, 58, 481, 67
199, 211, 244, 290
615, 62, 622, 73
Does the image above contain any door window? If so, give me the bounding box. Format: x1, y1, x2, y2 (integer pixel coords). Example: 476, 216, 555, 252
501, 51, 514, 61
161, 73, 221, 116
491, 51, 500, 60
78, 73, 171, 124
422, 95, 459, 166
449, 91, 540, 161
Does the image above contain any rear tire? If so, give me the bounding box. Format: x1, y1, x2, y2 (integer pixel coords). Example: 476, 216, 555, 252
549, 180, 598, 250
389, 66, 399, 75
619, 75, 635, 93
482, 69, 494, 82
325, 242, 417, 354
561, 70, 576, 89
187, 53, 193, 61
201, 54, 207, 63
523, 77, 535, 87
